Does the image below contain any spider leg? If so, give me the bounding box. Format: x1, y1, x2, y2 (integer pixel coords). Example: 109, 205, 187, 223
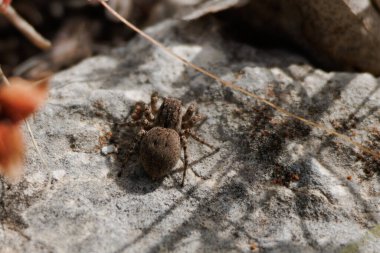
182, 114, 207, 129
185, 129, 215, 149
182, 103, 196, 122
194, 114, 207, 129
131, 101, 145, 121
118, 101, 146, 127
150, 91, 159, 114
121, 101, 154, 129
117, 101, 149, 167
141, 118, 154, 131
119, 117, 152, 130
123, 128, 146, 163
144, 105, 155, 122
180, 135, 189, 187
116, 127, 146, 178
145, 92, 162, 122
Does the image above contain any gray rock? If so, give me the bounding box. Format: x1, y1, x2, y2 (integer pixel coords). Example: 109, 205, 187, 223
1, 17, 380, 253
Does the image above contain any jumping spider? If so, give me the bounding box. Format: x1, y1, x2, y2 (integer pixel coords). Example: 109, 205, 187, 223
124, 92, 215, 186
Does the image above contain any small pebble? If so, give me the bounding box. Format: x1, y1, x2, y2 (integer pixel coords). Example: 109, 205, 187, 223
101, 145, 116, 155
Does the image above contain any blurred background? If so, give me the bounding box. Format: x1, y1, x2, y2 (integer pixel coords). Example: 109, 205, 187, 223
0, 0, 174, 78
2, 0, 380, 78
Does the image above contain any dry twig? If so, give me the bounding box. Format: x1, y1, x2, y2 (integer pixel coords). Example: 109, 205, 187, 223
0, 5, 51, 50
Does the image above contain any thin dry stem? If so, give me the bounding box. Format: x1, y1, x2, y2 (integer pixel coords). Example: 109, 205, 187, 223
1, 6, 51, 50
0, 67, 51, 190
97, 0, 380, 161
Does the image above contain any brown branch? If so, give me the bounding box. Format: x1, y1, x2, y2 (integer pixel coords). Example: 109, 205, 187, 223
1, 6, 51, 50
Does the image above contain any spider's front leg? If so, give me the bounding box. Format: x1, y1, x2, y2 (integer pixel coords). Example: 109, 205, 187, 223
122, 101, 153, 131
182, 108, 214, 150
182, 103, 207, 129
182, 103, 196, 122
144, 92, 160, 123
119, 101, 145, 128
150, 91, 159, 114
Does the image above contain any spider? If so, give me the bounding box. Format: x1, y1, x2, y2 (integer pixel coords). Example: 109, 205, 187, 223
124, 92, 215, 186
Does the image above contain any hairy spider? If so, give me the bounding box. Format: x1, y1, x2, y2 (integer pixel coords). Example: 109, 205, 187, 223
124, 92, 215, 186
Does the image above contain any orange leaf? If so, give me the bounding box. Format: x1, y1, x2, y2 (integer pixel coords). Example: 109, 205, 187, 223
0, 123, 24, 182
0, 77, 49, 123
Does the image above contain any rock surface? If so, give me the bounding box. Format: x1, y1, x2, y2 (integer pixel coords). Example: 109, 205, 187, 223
1, 17, 380, 253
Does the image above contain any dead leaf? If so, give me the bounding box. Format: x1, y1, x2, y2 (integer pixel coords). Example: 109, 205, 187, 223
0, 77, 49, 123
0, 77, 49, 182
0, 123, 23, 182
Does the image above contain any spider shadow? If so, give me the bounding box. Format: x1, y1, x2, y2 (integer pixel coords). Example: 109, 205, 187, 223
165, 147, 221, 189
106, 118, 163, 194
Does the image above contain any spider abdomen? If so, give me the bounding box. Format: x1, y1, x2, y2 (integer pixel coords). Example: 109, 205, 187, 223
139, 127, 181, 179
